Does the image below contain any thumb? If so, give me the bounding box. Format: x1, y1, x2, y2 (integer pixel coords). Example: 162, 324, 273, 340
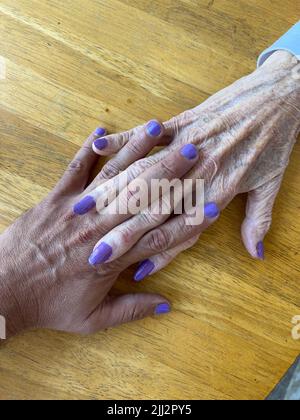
241, 174, 283, 260
92, 294, 171, 330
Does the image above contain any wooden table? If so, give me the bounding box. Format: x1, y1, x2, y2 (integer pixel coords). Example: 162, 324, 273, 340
0, 0, 300, 400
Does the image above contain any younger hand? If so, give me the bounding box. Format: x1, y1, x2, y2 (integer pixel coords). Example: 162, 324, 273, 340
0, 128, 199, 337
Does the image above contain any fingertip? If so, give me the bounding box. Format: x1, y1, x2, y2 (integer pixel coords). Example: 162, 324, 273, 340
204, 202, 220, 219
146, 120, 164, 138
94, 127, 107, 137
92, 141, 112, 156
241, 218, 267, 261
180, 144, 198, 160
155, 302, 171, 315
74, 195, 96, 215
89, 242, 113, 266
256, 241, 265, 260
93, 137, 108, 153
134, 259, 155, 282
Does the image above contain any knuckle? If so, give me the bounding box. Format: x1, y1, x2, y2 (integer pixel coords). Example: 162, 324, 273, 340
103, 258, 127, 274
146, 228, 170, 252
139, 211, 163, 226
110, 130, 132, 152
180, 218, 198, 236
67, 158, 85, 174
124, 296, 143, 322
118, 306, 140, 324
75, 228, 95, 245
159, 160, 178, 178
126, 138, 145, 155
127, 166, 141, 181
126, 187, 137, 202
74, 223, 106, 246
128, 159, 149, 179
119, 225, 134, 244
257, 214, 272, 232
118, 131, 131, 148
130, 305, 141, 322
100, 160, 121, 180
143, 155, 158, 166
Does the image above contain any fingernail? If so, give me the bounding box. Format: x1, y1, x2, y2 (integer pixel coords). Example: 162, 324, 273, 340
204, 202, 220, 219
89, 243, 113, 266
155, 303, 171, 315
146, 120, 162, 137
180, 144, 198, 160
134, 259, 155, 282
95, 127, 106, 136
94, 138, 108, 151
256, 241, 265, 260
74, 196, 96, 215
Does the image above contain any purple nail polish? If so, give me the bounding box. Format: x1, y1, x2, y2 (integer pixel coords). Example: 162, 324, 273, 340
146, 120, 162, 137
95, 127, 106, 136
89, 242, 113, 266
94, 138, 108, 150
204, 202, 220, 219
257, 241, 265, 260
134, 260, 155, 282
180, 144, 198, 160
155, 303, 171, 315
74, 196, 96, 215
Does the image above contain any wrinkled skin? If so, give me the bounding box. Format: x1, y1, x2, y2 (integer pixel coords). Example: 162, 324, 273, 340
0, 131, 200, 337
86, 51, 300, 276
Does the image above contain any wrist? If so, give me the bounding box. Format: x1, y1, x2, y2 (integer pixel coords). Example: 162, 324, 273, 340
258, 50, 300, 106
258, 22, 300, 69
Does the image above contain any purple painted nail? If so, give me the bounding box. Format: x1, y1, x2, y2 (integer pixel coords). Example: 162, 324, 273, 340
146, 120, 162, 137
134, 260, 155, 282
89, 243, 113, 266
257, 241, 265, 260
204, 202, 220, 219
74, 196, 96, 215
180, 144, 198, 160
155, 303, 171, 315
95, 127, 106, 136
94, 138, 108, 150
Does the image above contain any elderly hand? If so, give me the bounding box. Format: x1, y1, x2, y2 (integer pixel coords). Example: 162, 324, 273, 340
0, 128, 201, 338
79, 51, 300, 281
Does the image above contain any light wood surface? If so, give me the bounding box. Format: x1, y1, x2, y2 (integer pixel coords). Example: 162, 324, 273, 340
0, 0, 300, 400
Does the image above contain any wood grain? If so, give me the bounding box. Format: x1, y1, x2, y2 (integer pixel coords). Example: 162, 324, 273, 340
0, 0, 300, 400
